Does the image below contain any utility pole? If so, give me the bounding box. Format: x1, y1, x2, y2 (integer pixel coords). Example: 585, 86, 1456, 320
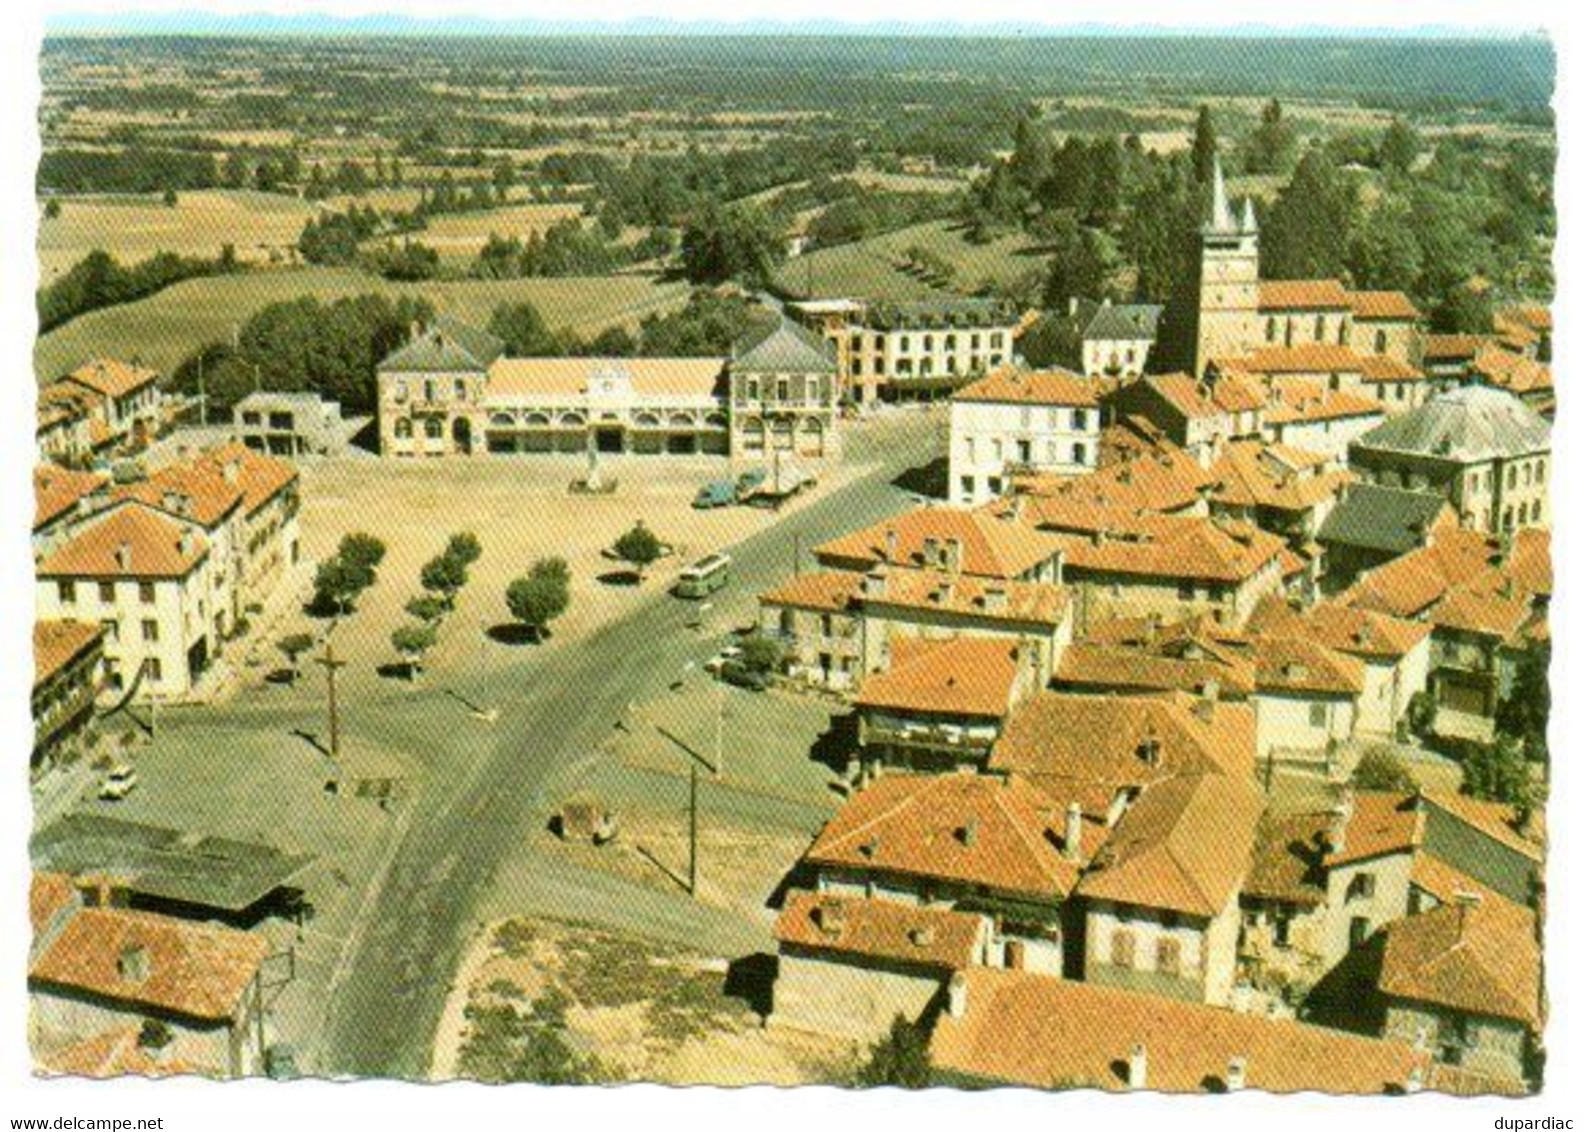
688, 761, 699, 897
792, 531, 802, 577
197, 352, 207, 428
314, 631, 346, 777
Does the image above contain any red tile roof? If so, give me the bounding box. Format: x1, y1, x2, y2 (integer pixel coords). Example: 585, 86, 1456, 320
1076, 772, 1264, 917
62, 359, 159, 400
1350, 290, 1421, 321
1060, 515, 1286, 585
931, 968, 1428, 1093
36, 504, 209, 581
1379, 901, 1542, 1027
773, 890, 983, 971
804, 773, 1090, 899
815, 507, 1065, 580
33, 619, 103, 688
856, 636, 1025, 719
34, 465, 107, 532
953, 364, 1100, 406
990, 691, 1256, 801
1257, 279, 1352, 311
1146, 372, 1266, 419
29, 907, 269, 1022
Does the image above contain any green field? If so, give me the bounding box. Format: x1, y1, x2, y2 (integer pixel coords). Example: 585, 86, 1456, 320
34, 267, 690, 382
37, 189, 321, 283
772, 219, 1042, 302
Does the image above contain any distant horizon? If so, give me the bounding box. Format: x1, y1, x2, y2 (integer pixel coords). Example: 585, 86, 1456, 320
41, 12, 1550, 39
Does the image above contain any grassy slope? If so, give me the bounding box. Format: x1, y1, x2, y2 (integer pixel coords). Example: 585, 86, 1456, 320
771, 219, 1042, 302
34, 267, 690, 383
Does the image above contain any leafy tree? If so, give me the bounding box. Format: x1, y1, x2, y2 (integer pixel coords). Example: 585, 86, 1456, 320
505, 566, 571, 642
1039, 212, 1113, 309
855, 1015, 931, 1089
1016, 311, 1083, 370
390, 622, 438, 680
1190, 104, 1219, 184
43, 199, 61, 220
1261, 148, 1358, 280
421, 552, 469, 608
488, 300, 559, 356
1430, 282, 1495, 335
1495, 641, 1550, 763
1379, 118, 1422, 174
162, 188, 179, 208
1461, 735, 1536, 808
405, 594, 449, 625
1352, 747, 1417, 793
1244, 99, 1298, 175
312, 555, 375, 616
446, 531, 483, 567
679, 203, 780, 287
1346, 196, 1424, 293
339, 532, 387, 571
739, 633, 784, 676
612, 521, 663, 578
276, 632, 316, 680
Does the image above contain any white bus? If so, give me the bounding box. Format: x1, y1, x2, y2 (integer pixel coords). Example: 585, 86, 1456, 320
674, 553, 731, 599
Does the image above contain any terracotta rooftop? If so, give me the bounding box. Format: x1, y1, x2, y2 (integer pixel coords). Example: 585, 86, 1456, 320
1076, 772, 1263, 917
30, 871, 78, 938
814, 507, 1065, 580
1244, 811, 1330, 907
856, 636, 1025, 719
773, 890, 983, 971
759, 568, 1069, 626
1005, 449, 1216, 527
1229, 343, 1371, 375
61, 359, 159, 400
36, 504, 209, 581
1144, 371, 1266, 419
758, 570, 864, 613
193, 442, 299, 515
487, 356, 728, 399
1344, 527, 1549, 622
1378, 901, 1542, 1028
953, 364, 1100, 407
1423, 334, 1488, 363
33, 465, 108, 532
990, 691, 1256, 801
33, 619, 104, 688
1263, 383, 1386, 424
1469, 348, 1552, 397
1257, 279, 1352, 311
1249, 598, 1432, 661
35, 1026, 197, 1079
1059, 514, 1286, 585
29, 906, 269, 1023
931, 967, 1428, 1093
115, 461, 245, 529
804, 772, 1092, 900
1055, 640, 1256, 700
1350, 290, 1421, 321
1250, 634, 1366, 697
1210, 440, 1351, 513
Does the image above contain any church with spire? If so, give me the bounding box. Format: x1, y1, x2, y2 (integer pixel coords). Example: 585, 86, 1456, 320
1193, 156, 1263, 377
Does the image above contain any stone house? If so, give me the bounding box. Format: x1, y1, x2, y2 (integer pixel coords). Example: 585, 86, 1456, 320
32, 620, 104, 771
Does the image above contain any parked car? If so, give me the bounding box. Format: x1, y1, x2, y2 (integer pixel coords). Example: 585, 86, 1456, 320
734, 468, 769, 499
718, 659, 769, 691
693, 480, 737, 509
704, 646, 744, 675
98, 765, 138, 801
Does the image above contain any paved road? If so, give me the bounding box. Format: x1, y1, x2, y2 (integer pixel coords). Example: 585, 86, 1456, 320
317, 446, 924, 1078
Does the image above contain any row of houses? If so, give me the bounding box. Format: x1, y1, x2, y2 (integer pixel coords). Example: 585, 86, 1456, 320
31, 442, 302, 756
36, 359, 167, 466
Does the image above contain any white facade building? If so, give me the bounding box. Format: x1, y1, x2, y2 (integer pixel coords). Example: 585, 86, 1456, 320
948, 366, 1102, 505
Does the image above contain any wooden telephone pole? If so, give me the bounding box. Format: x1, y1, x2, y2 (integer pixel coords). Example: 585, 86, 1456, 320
314, 632, 346, 775
688, 762, 699, 897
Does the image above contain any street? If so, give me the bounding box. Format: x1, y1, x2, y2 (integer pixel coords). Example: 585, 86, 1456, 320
315, 419, 934, 1077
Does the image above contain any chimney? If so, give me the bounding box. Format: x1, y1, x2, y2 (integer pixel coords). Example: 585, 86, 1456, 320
1063, 801, 1083, 862
1226, 1056, 1248, 1093
959, 818, 980, 848
922, 536, 941, 569
909, 924, 938, 948
117, 942, 151, 984
1106, 788, 1133, 829
222, 458, 241, 485
178, 528, 195, 557
1453, 891, 1482, 938
983, 585, 1008, 614
1135, 727, 1162, 767
1127, 1043, 1148, 1090
946, 971, 968, 1019
884, 528, 900, 564
1328, 787, 1355, 855
1192, 696, 1216, 724
813, 901, 845, 937
862, 567, 888, 599
114, 541, 132, 572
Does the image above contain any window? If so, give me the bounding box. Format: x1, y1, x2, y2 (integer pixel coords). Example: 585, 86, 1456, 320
1155, 936, 1182, 976
1178, 580, 1196, 601
454, 378, 467, 399
1349, 916, 1372, 948
1072, 408, 1089, 431
899, 336, 911, 353
58, 580, 76, 604
1273, 911, 1293, 948
1346, 873, 1376, 901
990, 332, 1005, 349
1110, 929, 1136, 970
1375, 329, 1387, 353
1309, 701, 1328, 728
424, 418, 444, 439
1266, 318, 1277, 343
776, 378, 790, 401
394, 418, 413, 439
1072, 443, 1089, 466
960, 476, 976, 499
98, 581, 116, 603
424, 379, 436, 402
139, 582, 155, 604
923, 335, 934, 351
146, 658, 162, 684
99, 619, 118, 642
1314, 315, 1325, 341
141, 619, 159, 642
